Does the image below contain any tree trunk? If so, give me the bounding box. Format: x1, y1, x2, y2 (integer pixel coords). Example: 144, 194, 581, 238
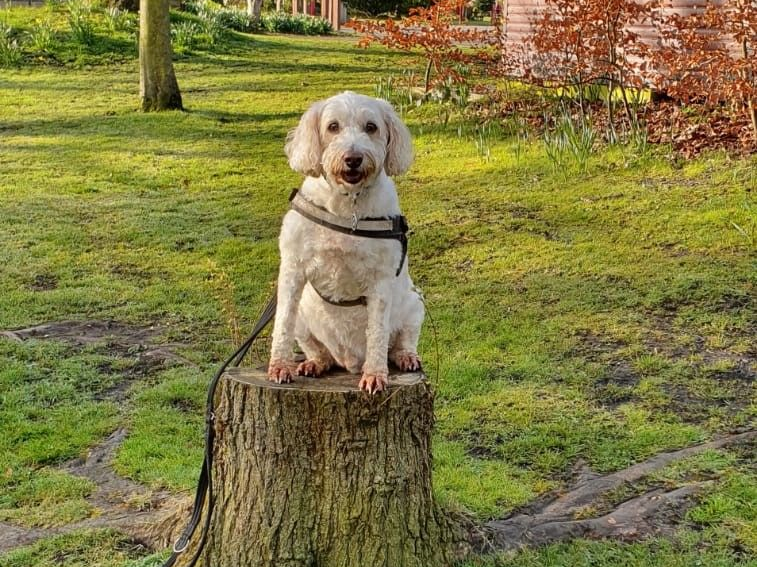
191, 368, 466, 567
247, 0, 263, 18
139, 0, 182, 112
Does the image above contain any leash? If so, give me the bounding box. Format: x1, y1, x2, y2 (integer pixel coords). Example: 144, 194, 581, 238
161, 292, 277, 567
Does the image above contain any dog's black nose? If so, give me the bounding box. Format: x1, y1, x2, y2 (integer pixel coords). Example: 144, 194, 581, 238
344, 154, 363, 169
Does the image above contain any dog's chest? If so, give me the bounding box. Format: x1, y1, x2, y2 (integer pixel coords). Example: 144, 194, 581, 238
303, 227, 396, 292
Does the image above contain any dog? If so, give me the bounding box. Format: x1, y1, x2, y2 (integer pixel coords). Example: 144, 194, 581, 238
267, 91, 424, 394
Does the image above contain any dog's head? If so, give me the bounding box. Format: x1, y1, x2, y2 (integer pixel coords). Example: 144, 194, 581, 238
285, 92, 413, 194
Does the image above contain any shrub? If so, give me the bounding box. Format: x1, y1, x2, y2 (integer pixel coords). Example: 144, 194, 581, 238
213, 7, 259, 33
66, 0, 96, 46
0, 24, 23, 67
525, 0, 657, 126
351, 0, 499, 92
654, 0, 757, 137
346, 0, 431, 17
104, 5, 135, 33
172, 20, 202, 53
186, 0, 258, 39
260, 13, 331, 35
26, 19, 56, 54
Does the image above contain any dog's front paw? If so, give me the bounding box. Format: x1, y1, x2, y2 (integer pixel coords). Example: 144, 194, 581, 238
268, 360, 296, 384
296, 359, 329, 377
359, 371, 388, 395
394, 351, 422, 372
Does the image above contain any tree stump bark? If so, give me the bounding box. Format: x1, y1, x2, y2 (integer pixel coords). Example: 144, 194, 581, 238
196, 368, 465, 567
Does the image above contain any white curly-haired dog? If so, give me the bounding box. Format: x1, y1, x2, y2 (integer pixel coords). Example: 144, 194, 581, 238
267, 91, 424, 394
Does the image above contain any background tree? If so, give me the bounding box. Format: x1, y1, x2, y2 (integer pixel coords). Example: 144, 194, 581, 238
247, 0, 263, 18
139, 0, 183, 111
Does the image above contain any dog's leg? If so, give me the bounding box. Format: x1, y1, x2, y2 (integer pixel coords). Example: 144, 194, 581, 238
359, 283, 393, 394
389, 291, 424, 372
296, 333, 335, 377
390, 331, 422, 372
268, 262, 305, 384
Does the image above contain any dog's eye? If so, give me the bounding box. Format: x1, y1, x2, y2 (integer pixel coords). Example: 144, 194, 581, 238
365, 122, 378, 134
327, 121, 339, 133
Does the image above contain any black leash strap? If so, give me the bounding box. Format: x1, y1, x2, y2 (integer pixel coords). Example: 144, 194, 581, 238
161, 292, 277, 567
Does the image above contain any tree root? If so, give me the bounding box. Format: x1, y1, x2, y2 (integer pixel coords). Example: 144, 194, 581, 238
478, 430, 756, 552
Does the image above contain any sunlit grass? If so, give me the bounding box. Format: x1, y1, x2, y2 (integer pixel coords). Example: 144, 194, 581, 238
0, 9, 755, 566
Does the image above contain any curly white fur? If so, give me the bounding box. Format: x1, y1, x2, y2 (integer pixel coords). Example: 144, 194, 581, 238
268, 91, 423, 394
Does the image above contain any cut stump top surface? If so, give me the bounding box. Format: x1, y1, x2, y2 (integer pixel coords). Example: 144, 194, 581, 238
224, 367, 426, 392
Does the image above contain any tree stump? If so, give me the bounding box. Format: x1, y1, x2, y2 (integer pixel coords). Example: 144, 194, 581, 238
196, 368, 465, 567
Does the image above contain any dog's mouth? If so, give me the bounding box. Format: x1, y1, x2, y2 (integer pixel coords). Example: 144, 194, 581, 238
340, 169, 365, 185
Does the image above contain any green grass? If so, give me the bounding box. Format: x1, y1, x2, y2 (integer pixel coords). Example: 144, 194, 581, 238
1, 4, 756, 566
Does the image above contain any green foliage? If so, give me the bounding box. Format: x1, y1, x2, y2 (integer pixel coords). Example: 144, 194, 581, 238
543, 110, 597, 174
66, 0, 96, 46
0, 27, 755, 566
473, 535, 755, 567
0, 23, 23, 67
347, 0, 431, 17
184, 0, 259, 33
260, 12, 332, 35
103, 6, 134, 34
0, 530, 153, 567
211, 5, 259, 32
25, 19, 56, 54
374, 73, 416, 116
171, 19, 203, 53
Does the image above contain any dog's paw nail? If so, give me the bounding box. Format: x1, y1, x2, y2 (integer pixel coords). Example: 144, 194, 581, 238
268, 361, 295, 384
359, 373, 388, 394
296, 360, 325, 377
396, 353, 422, 372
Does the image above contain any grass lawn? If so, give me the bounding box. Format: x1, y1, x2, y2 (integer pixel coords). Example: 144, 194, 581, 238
0, 4, 755, 567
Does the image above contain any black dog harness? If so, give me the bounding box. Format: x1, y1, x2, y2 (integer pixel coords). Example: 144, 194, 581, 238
289, 188, 409, 306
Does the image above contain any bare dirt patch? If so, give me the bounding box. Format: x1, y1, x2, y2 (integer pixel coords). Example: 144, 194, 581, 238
0, 321, 200, 553
475, 430, 757, 552
25, 274, 58, 291
0, 429, 191, 555
1, 320, 199, 402
1, 320, 162, 347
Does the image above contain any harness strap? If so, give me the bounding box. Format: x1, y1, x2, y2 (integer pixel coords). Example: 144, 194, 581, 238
309, 281, 367, 307
289, 189, 409, 277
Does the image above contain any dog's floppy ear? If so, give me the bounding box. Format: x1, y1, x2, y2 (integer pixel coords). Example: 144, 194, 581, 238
379, 99, 413, 176
285, 101, 324, 177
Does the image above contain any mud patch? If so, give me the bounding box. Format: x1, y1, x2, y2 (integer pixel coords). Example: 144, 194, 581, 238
26, 274, 58, 291
571, 329, 627, 362
663, 381, 753, 424
592, 360, 641, 409
0, 320, 162, 347
463, 430, 504, 460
